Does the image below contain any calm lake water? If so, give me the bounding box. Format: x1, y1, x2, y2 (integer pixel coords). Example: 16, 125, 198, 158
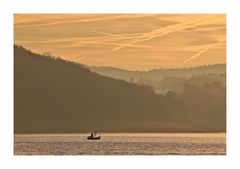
14, 133, 226, 155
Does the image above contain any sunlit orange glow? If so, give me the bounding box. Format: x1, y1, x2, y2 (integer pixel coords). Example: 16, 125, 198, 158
14, 14, 226, 70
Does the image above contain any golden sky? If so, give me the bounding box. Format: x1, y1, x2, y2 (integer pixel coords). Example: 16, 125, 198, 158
14, 14, 226, 71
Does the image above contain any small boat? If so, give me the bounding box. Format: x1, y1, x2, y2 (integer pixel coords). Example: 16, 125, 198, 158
87, 132, 101, 140
87, 135, 101, 140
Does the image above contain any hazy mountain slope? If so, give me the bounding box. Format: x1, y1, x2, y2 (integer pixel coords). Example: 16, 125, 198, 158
138, 73, 226, 94
14, 46, 226, 133
90, 64, 226, 94
90, 64, 226, 81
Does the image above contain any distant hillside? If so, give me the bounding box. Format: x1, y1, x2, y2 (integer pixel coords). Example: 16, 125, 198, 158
90, 64, 226, 94
14, 45, 226, 133
90, 64, 226, 81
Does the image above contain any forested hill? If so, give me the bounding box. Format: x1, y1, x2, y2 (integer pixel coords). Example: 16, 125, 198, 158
14, 45, 226, 133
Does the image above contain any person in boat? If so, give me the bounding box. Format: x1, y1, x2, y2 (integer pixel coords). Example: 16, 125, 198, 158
87, 131, 101, 140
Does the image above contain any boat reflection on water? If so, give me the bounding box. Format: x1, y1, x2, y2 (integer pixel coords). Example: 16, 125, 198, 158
87, 131, 101, 140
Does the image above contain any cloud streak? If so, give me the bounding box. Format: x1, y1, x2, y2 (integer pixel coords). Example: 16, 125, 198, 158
102, 15, 223, 56
178, 38, 225, 66
14, 14, 226, 70
15, 14, 154, 28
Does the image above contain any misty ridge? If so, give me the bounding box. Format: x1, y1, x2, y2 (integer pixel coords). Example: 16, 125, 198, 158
90, 64, 226, 94
14, 45, 226, 133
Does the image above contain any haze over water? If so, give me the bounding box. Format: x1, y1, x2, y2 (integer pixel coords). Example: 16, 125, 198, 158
14, 133, 226, 155
14, 14, 226, 155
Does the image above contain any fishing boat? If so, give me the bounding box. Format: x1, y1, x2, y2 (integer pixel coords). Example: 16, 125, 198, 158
87, 132, 101, 140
